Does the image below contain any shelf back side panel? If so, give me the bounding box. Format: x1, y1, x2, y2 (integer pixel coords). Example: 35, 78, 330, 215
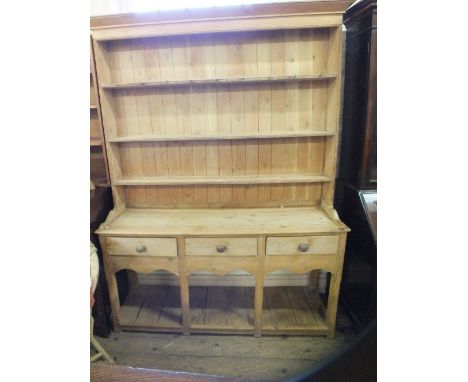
123, 183, 323, 208
119, 135, 325, 207
102, 29, 330, 84
111, 82, 328, 137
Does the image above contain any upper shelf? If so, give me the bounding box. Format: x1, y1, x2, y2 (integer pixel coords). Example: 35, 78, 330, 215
115, 174, 331, 186
108, 130, 334, 143
101, 74, 337, 90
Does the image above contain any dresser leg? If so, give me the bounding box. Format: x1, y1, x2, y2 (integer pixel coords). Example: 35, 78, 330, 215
177, 237, 190, 335
99, 236, 121, 333
326, 233, 347, 338
254, 236, 266, 337
105, 270, 121, 333
326, 272, 342, 339
179, 274, 190, 336
254, 274, 264, 338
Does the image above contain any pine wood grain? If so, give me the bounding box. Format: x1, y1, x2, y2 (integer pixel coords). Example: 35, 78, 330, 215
186, 237, 257, 257
91, 363, 240, 382
115, 174, 331, 186
97, 207, 344, 237
101, 74, 336, 89
92, 14, 343, 41
106, 237, 177, 257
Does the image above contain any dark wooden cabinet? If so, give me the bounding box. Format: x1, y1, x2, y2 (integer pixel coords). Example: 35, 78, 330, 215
335, 0, 377, 330
339, 0, 376, 190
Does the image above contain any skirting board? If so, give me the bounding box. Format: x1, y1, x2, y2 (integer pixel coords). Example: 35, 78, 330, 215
137, 271, 328, 293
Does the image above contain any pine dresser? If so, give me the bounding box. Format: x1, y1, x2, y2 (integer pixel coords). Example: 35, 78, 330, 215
91, 0, 352, 338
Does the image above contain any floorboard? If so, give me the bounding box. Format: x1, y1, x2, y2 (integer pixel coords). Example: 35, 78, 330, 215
92, 316, 355, 382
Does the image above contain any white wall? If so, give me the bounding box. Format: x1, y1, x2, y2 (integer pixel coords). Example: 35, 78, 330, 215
90, 0, 310, 17
90, 0, 360, 16
90, 0, 131, 16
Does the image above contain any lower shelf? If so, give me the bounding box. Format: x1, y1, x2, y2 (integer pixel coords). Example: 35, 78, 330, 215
190, 286, 254, 332
263, 286, 327, 335
120, 284, 182, 330
119, 285, 327, 335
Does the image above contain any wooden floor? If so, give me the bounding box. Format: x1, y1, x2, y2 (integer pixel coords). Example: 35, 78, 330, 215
120, 285, 327, 334
92, 313, 354, 381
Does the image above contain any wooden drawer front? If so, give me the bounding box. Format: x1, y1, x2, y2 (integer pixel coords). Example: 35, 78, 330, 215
266, 236, 339, 256
106, 237, 177, 257
185, 237, 257, 256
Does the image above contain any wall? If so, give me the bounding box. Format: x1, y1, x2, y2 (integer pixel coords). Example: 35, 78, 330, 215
90, 0, 293, 17
90, 0, 361, 17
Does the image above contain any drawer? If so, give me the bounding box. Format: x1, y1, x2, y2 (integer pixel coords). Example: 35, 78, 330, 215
185, 237, 257, 256
266, 236, 339, 256
106, 237, 177, 257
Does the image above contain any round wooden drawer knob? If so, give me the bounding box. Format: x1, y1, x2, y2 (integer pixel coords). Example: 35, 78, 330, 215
216, 244, 227, 253
298, 243, 310, 252
136, 244, 147, 253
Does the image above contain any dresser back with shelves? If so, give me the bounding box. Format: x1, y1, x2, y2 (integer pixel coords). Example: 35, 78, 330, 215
92, 4, 346, 209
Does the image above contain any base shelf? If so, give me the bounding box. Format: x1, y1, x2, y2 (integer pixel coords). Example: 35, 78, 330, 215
119, 284, 327, 335
115, 174, 331, 186
189, 286, 254, 331
263, 286, 327, 332
97, 206, 344, 236
120, 284, 182, 329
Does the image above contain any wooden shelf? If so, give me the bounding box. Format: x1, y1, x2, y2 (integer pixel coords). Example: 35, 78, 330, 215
187, 285, 254, 333
120, 285, 182, 330
90, 138, 102, 146
97, 207, 344, 236
109, 130, 335, 143
102, 74, 337, 90
90, 105, 98, 110
115, 174, 331, 186
119, 284, 327, 335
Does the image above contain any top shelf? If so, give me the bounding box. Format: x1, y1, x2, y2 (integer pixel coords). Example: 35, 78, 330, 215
101, 74, 337, 90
